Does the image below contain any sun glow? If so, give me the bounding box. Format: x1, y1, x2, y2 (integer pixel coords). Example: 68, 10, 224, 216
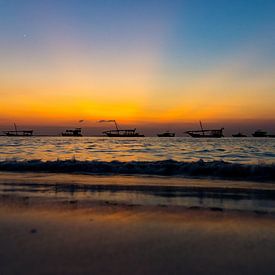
0, 0, 274, 129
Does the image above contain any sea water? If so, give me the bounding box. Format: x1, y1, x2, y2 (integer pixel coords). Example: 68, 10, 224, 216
0, 136, 274, 163
1, 136, 275, 212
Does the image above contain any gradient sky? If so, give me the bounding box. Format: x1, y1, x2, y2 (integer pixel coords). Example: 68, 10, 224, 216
0, 0, 275, 133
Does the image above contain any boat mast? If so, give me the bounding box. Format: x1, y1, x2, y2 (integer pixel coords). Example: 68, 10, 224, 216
113, 120, 119, 131
199, 121, 205, 136
14, 123, 18, 136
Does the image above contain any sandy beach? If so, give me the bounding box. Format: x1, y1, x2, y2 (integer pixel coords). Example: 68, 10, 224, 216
1, 194, 275, 275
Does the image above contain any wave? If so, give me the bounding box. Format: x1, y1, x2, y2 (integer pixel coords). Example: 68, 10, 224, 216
0, 159, 275, 181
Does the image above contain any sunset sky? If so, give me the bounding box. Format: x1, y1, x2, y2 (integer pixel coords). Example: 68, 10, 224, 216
0, 0, 274, 134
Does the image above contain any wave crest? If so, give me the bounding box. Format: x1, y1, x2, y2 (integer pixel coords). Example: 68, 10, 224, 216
0, 159, 274, 181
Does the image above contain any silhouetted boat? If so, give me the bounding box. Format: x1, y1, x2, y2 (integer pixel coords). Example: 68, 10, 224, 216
157, 131, 175, 137
3, 123, 33, 136
103, 129, 145, 137
186, 121, 224, 138
100, 120, 144, 137
232, 132, 247, 137
61, 128, 82, 137
252, 130, 267, 137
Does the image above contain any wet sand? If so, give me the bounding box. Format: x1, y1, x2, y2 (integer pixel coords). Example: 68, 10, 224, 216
1, 197, 275, 275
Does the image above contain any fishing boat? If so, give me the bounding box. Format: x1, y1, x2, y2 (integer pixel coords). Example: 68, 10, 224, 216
185, 121, 224, 138
3, 123, 33, 136
252, 130, 267, 137
100, 120, 144, 137
232, 132, 247, 137
61, 128, 82, 137
103, 129, 144, 137
157, 131, 175, 137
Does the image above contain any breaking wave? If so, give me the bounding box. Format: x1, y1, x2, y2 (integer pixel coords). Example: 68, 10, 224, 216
0, 159, 275, 182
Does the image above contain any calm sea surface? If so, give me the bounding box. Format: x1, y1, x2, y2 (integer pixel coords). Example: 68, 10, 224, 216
0, 137, 274, 164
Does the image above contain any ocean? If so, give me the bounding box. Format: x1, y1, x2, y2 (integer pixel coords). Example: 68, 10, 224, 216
0, 136, 275, 213
1, 136, 275, 163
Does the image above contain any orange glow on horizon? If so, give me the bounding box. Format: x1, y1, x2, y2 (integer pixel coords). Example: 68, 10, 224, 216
1, 32, 274, 125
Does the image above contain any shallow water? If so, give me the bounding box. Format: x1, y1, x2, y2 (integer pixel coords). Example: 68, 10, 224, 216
1, 172, 275, 213
0, 136, 275, 164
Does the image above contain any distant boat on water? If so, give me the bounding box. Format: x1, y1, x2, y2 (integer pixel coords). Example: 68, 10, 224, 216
157, 131, 175, 137
252, 130, 275, 138
100, 120, 144, 137
3, 123, 33, 136
252, 130, 267, 137
61, 128, 82, 137
185, 121, 224, 138
232, 132, 247, 137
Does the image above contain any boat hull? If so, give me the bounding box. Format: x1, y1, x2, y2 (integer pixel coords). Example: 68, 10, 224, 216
157, 133, 175, 137
252, 134, 267, 137
61, 128, 82, 137
232, 134, 247, 137
185, 124, 224, 138
187, 133, 223, 138
61, 134, 82, 137
3, 131, 33, 137
103, 128, 144, 137
186, 130, 224, 138
105, 133, 144, 137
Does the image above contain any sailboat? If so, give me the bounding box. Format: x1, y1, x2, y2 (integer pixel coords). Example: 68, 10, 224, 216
185, 121, 224, 138
100, 120, 144, 137
3, 123, 33, 136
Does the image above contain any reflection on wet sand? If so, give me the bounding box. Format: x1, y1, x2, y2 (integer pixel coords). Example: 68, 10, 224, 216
1, 172, 275, 213
1, 172, 275, 274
